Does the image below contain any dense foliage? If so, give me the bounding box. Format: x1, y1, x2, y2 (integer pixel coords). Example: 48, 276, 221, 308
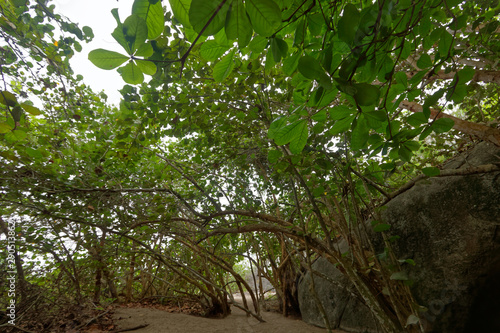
1, 0, 499, 332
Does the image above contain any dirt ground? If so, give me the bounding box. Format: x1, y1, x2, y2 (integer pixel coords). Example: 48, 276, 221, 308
109, 294, 346, 333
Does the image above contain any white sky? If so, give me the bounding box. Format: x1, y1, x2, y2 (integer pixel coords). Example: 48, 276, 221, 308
53, 0, 135, 105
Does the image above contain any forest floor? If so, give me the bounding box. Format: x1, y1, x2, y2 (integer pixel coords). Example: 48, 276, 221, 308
90, 293, 347, 333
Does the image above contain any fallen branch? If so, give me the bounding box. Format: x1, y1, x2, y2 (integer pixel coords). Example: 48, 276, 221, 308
111, 324, 149, 332
400, 100, 500, 146
383, 163, 500, 205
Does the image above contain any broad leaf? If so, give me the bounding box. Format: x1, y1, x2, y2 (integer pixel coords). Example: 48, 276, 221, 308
431, 118, 454, 133
135, 59, 157, 75
88, 49, 129, 70
26, 147, 43, 159
353, 83, 380, 106
422, 167, 440, 176
122, 14, 149, 53
21, 103, 42, 116
118, 61, 144, 84
213, 50, 235, 82
200, 40, 231, 61
298, 55, 332, 89
0, 91, 17, 107
189, 0, 230, 36
338, 4, 360, 44
169, 0, 191, 27
225, 0, 252, 48
246, 0, 281, 37
132, 0, 165, 39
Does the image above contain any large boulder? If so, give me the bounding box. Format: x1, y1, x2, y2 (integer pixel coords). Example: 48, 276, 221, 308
298, 142, 500, 332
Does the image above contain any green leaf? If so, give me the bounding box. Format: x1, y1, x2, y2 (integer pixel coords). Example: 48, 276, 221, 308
353, 83, 380, 106
390, 271, 409, 281
351, 116, 369, 150
274, 119, 305, 145
457, 66, 475, 84
373, 223, 391, 232
312, 109, 327, 123
0, 91, 18, 107
189, 0, 230, 36
283, 53, 300, 76
329, 115, 356, 135
298, 55, 331, 89
5, 129, 27, 142
416, 53, 432, 69
406, 112, 428, 127
20, 103, 42, 116
200, 40, 231, 61
268, 149, 283, 164
438, 30, 453, 58
213, 49, 235, 82
123, 14, 149, 53
431, 118, 454, 133
135, 42, 154, 57
132, 0, 164, 39
169, 0, 191, 27
110, 9, 131, 52
88, 49, 129, 70
118, 61, 144, 84
246, 0, 282, 37
225, 0, 252, 48
270, 37, 288, 63
422, 167, 440, 177
329, 106, 354, 120
248, 35, 268, 54
338, 4, 360, 44
0, 123, 13, 133
135, 59, 157, 75
26, 147, 43, 159
289, 120, 308, 154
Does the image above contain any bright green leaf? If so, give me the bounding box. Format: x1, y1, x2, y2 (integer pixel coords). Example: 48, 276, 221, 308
123, 14, 149, 53
135, 59, 157, 75
225, 0, 252, 48
201, 40, 231, 61
88, 49, 129, 70
0, 123, 13, 133
135, 42, 154, 57
21, 103, 42, 116
189, 0, 230, 36
132, 0, 165, 39
169, 0, 191, 27
118, 61, 144, 84
213, 49, 235, 82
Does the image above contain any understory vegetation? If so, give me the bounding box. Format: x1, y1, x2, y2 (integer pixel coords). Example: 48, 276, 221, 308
1, 0, 499, 332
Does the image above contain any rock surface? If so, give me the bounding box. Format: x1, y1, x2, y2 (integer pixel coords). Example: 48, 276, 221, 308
298, 142, 500, 332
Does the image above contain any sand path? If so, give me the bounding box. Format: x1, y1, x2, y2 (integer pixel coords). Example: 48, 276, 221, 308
111, 294, 346, 333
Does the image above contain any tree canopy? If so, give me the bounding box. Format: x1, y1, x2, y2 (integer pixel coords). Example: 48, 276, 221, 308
1, 0, 499, 332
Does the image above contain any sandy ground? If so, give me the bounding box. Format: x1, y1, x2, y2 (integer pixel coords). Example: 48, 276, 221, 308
111, 294, 346, 333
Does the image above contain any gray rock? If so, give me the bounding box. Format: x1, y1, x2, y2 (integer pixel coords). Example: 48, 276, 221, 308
298, 142, 500, 332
